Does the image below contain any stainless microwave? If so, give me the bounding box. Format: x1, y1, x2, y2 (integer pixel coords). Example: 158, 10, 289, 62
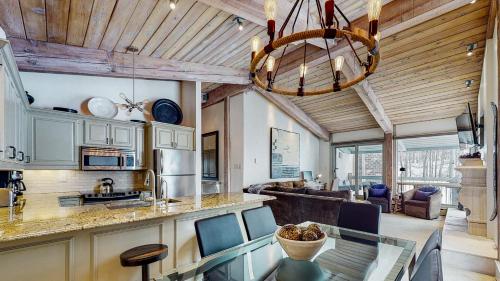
81, 147, 136, 171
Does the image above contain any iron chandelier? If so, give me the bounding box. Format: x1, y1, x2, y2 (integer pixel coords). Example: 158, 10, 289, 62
249, 0, 382, 96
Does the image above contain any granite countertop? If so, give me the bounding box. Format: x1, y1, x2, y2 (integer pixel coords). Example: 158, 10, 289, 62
0, 192, 275, 243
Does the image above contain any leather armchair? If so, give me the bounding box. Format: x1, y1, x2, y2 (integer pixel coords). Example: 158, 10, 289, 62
403, 187, 442, 220
366, 184, 392, 213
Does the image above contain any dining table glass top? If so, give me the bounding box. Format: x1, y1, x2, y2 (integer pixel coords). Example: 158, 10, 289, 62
161, 222, 416, 281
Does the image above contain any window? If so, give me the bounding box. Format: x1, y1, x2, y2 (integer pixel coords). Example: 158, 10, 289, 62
396, 134, 461, 207
333, 143, 383, 196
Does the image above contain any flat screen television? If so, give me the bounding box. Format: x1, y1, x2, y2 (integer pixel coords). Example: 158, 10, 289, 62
456, 103, 478, 146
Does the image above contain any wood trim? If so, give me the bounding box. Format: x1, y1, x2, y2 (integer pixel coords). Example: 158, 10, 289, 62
224, 97, 230, 193
203, 84, 250, 108
8, 38, 250, 84
384, 133, 393, 189
487, 0, 498, 39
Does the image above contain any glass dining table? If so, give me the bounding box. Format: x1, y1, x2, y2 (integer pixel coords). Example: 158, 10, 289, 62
161, 222, 416, 281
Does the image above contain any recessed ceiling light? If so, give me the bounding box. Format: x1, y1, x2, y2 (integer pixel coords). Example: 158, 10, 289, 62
466, 43, 477, 56
470, 0, 477, 3
465, 79, 474, 88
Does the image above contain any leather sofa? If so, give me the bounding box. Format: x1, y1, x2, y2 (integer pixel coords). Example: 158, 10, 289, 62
403, 187, 442, 220
243, 185, 350, 226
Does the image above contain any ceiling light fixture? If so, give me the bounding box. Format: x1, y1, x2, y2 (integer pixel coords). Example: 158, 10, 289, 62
470, 0, 477, 3
465, 79, 474, 88
119, 46, 148, 115
466, 43, 477, 56
234, 17, 244, 31
169, 0, 176, 10
249, 0, 382, 96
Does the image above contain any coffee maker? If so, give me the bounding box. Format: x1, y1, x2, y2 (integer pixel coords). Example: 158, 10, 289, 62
0, 171, 27, 207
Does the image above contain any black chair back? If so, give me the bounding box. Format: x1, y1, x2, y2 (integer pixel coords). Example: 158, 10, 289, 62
242, 206, 278, 241
337, 202, 381, 234
411, 249, 443, 281
195, 213, 244, 258
413, 229, 442, 275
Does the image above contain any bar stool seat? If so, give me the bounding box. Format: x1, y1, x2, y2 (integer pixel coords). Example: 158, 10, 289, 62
120, 244, 168, 281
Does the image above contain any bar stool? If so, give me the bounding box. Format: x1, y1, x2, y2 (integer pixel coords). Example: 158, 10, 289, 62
120, 244, 168, 281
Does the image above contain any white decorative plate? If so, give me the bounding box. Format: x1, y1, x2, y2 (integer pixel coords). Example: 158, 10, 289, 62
88, 97, 118, 118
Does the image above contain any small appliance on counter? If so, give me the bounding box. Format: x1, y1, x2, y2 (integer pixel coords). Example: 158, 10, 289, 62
0, 171, 27, 207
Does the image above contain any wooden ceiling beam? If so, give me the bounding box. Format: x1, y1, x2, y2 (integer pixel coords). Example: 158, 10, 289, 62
486, 0, 497, 38
342, 53, 393, 133
8, 38, 250, 84
204, 83, 330, 141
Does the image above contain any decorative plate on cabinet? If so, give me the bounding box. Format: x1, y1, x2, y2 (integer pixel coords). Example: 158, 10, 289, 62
152, 99, 183, 125
88, 97, 118, 118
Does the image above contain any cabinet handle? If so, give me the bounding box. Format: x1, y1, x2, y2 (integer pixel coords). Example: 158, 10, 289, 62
7, 146, 16, 159
17, 151, 24, 162
106, 137, 109, 144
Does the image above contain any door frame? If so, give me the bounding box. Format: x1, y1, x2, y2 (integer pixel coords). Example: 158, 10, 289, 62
331, 141, 385, 191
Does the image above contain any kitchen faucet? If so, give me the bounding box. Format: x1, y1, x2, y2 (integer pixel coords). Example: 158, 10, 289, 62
144, 169, 156, 206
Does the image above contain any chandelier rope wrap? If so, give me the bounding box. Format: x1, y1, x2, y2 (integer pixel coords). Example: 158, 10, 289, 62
249, 0, 382, 96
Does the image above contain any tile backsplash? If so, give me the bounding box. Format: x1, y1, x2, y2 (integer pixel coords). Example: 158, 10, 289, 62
23, 170, 145, 194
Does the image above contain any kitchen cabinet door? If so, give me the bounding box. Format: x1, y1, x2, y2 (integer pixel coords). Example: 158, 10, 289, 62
136, 127, 145, 168
110, 124, 134, 148
155, 127, 175, 149
175, 129, 194, 150
29, 113, 79, 167
84, 120, 109, 146
4, 78, 17, 161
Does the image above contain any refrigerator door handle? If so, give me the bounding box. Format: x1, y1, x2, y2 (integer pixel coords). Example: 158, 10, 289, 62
160, 177, 168, 200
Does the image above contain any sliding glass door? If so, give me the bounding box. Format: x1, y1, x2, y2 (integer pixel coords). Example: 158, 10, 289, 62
333, 143, 384, 196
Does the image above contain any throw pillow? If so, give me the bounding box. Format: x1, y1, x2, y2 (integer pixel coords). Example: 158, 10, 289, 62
369, 188, 386, 197
414, 190, 434, 201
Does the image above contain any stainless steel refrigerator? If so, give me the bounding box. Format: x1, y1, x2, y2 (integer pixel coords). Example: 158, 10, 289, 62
154, 149, 196, 198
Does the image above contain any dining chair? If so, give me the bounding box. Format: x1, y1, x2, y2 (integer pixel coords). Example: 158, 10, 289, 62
195, 213, 244, 257
241, 206, 278, 240
337, 202, 381, 234
411, 229, 442, 275
410, 249, 443, 281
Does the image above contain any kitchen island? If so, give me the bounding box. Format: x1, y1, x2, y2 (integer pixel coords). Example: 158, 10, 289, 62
0, 192, 274, 281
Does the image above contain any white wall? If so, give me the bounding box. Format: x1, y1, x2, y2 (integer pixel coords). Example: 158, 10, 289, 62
478, 23, 498, 242
331, 128, 384, 143
202, 102, 225, 191
241, 90, 320, 187
20, 72, 181, 122
229, 94, 245, 191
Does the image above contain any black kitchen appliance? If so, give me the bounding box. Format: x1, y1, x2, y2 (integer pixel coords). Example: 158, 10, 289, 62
8, 171, 27, 196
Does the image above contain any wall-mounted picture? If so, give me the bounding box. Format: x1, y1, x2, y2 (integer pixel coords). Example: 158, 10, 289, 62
270, 128, 300, 179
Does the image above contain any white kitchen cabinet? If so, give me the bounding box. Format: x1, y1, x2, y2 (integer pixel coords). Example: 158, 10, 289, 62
83, 120, 134, 149
0, 39, 29, 168
27, 110, 80, 168
136, 126, 145, 169
111, 124, 134, 148
155, 126, 175, 149
149, 122, 194, 151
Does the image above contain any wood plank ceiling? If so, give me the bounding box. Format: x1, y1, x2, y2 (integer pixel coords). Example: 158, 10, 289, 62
0, 0, 491, 133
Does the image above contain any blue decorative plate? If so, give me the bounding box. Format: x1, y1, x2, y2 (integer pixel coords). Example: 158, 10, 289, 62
152, 99, 183, 125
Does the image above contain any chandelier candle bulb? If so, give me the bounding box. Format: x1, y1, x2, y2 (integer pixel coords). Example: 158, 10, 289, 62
251, 36, 261, 60
299, 63, 307, 78
335, 56, 345, 72
367, 0, 382, 35
325, 0, 334, 27
266, 56, 275, 81
264, 0, 277, 41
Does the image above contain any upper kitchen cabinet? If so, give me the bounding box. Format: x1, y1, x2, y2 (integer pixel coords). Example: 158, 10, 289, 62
147, 122, 194, 151
27, 109, 81, 169
83, 119, 134, 149
0, 39, 29, 169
